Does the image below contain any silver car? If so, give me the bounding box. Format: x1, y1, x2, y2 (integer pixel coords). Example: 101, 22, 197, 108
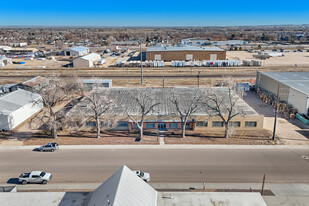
39, 143, 59, 152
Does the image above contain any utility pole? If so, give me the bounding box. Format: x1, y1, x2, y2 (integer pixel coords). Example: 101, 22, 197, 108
163, 76, 165, 88
197, 71, 200, 87
272, 84, 280, 141
140, 42, 143, 85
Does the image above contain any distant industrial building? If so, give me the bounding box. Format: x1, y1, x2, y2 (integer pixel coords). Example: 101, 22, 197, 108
9, 42, 27, 47
0, 89, 43, 130
0, 165, 268, 206
111, 41, 139, 46
68, 87, 263, 132
63, 46, 90, 57
0, 47, 38, 56
83, 79, 112, 88
180, 38, 210, 46
257, 72, 309, 115
146, 45, 226, 61
73, 53, 104, 68
180, 39, 247, 47
0, 56, 12, 67
212, 40, 247, 46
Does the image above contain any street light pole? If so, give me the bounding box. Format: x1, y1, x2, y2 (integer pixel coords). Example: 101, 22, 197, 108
140, 42, 143, 85
272, 84, 280, 141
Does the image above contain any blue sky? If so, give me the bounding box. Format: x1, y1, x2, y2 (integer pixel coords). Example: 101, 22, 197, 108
0, 0, 309, 26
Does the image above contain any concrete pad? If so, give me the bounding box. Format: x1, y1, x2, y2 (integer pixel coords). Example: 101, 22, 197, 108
157, 192, 267, 206
264, 196, 309, 206
0, 192, 91, 206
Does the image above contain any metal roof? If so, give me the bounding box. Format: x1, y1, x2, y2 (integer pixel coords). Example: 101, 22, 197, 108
83, 79, 112, 84
69, 46, 89, 53
0, 89, 41, 115
80, 53, 101, 61
147, 45, 224, 52
259, 72, 309, 96
68, 87, 258, 117
87, 165, 157, 206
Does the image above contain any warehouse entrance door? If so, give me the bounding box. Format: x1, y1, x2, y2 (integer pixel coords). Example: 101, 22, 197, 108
186, 54, 193, 61
154, 54, 161, 61
210, 54, 217, 60
158, 123, 166, 131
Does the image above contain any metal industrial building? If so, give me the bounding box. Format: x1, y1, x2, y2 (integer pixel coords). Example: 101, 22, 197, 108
63, 46, 90, 57
146, 45, 226, 61
67, 87, 263, 132
0, 89, 43, 130
256, 72, 309, 115
73, 53, 103, 68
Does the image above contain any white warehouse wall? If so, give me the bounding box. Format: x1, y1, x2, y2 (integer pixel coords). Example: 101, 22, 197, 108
9, 101, 43, 130
0, 114, 10, 131
288, 88, 308, 114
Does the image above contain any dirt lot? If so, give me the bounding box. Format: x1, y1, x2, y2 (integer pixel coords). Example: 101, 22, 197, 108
1, 129, 277, 146
21, 131, 159, 145
227, 51, 309, 67
164, 130, 277, 145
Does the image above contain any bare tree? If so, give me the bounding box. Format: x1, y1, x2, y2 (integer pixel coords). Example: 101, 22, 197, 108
124, 89, 160, 141
30, 76, 75, 139
170, 88, 203, 138
203, 78, 243, 138
68, 78, 117, 138
83, 89, 116, 138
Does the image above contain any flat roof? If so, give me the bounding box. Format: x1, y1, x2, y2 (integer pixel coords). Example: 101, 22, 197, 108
157, 192, 267, 206
259, 72, 309, 96
68, 87, 258, 117
80, 53, 101, 61
147, 45, 224, 52
83, 79, 112, 84
69, 46, 89, 52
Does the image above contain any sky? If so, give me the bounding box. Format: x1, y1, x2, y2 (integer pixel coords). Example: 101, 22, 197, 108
0, 0, 309, 27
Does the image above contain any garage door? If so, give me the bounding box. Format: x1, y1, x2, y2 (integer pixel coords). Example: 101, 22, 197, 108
210, 54, 217, 60
186, 54, 193, 61
154, 54, 161, 61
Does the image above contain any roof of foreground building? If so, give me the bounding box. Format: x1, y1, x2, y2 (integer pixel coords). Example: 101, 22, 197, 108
87, 165, 157, 206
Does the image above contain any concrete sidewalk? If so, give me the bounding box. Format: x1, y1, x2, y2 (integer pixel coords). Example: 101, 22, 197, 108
0, 144, 308, 150
2, 182, 308, 196
4, 182, 308, 206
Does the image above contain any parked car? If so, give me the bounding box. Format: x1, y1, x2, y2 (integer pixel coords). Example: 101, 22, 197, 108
39, 142, 59, 152
133, 170, 150, 182
19, 171, 52, 185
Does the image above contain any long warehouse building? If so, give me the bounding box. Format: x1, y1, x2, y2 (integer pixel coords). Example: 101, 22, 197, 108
256, 72, 309, 115
146, 45, 226, 61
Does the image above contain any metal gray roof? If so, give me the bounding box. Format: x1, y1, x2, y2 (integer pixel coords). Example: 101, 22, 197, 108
68, 87, 258, 117
80, 53, 101, 61
147, 45, 224, 52
87, 165, 157, 206
83, 79, 112, 84
0, 89, 41, 115
259, 72, 309, 96
69, 46, 89, 53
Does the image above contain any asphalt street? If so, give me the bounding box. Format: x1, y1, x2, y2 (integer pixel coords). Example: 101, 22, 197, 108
0, 147, 309, 184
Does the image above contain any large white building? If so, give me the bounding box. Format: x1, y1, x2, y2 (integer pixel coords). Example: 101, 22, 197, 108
73, 53, 102, 68
0, 89, 43, 130
63, 46, 90, 57
257, 72, 309, 115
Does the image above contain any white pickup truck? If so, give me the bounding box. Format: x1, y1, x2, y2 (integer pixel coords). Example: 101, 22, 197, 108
19, 171, 52, 185
133, 170, 150, 182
